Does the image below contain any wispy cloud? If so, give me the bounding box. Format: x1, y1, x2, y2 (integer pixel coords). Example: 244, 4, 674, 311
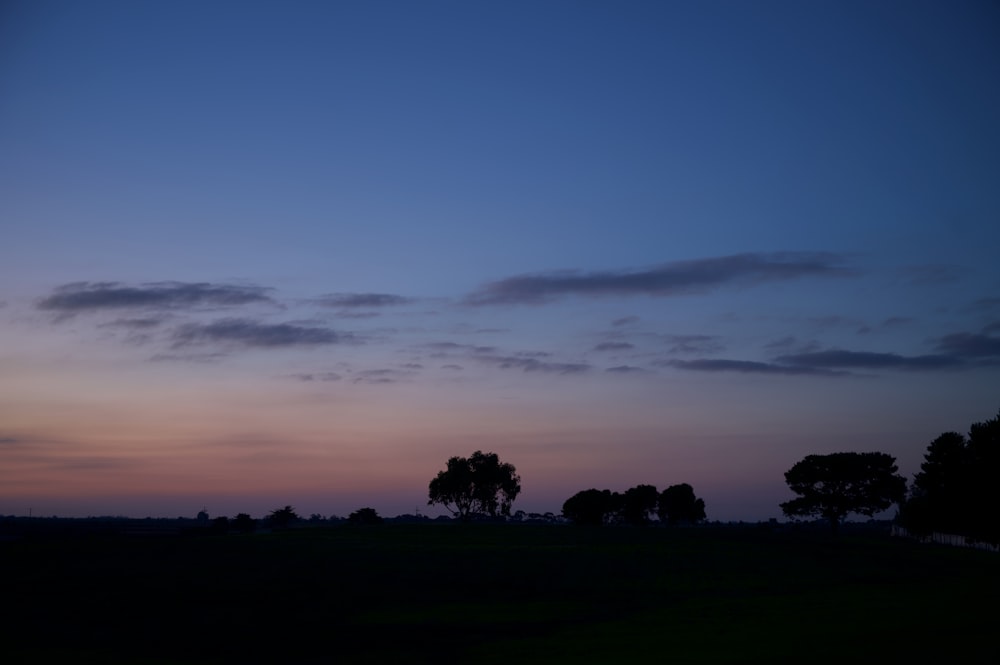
99, 317, 169, 329
612, 315, 640, 327
971, 297, 1000, 312
38, 281, 273, 315
858, 316, 914, 335
764, 336, 798, 350
663, 334, 724, 355
882, 316, 914, 328
900, 264, 968, 285
446, 324, 509, 335
414, 341, 588, 375
421, 341, 497, 355
774, 349, 960, 370
763, 336, 820, 354
172, 318, 350, 348
668, 331, 1000, 376
605, 365, 646, 373
314, 293, 412, 308
50, 456, 137, 471
594, 342, 635, 352
95, 316, 171, 346
665, 359, 845, 376
292, 372, 342, 382
807, 315, 861, 330
352, 368, 416, 384
933, 332, 1000, 359
149, 352, 228, 363
463, 252, 852, 305
332, 311, 382, 319
471, 354, 591, 375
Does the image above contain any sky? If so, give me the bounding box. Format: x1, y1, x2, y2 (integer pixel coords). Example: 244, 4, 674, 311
2, 0, 999, 522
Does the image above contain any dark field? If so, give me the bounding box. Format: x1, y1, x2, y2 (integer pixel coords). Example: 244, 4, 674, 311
2, 523, 997, 664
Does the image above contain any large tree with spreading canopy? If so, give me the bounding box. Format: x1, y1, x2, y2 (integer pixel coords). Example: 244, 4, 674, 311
780, 452, 906, 533
428, 450, 521, 520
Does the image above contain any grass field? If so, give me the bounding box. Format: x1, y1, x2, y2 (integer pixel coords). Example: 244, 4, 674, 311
2, 522, 997, 664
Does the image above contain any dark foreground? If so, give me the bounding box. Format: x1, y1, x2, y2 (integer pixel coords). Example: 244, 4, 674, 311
1, 522, 996, 664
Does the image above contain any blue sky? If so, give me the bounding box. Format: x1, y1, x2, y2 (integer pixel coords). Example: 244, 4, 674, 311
1, 0, 998, 521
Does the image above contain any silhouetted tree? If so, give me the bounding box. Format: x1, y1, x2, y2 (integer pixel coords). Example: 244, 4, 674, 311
780, 452, 906, 534
348, 507, 383, 525
211, 516, 230, 533
901, 409, 1000, 543
428, 450, 521, 520
901, 431, 968, 535
233, 513, 256, 533
562, 489, 621, 525
267, 505, 300, 530
621, 484, 659, 525
657, 483, 707, 525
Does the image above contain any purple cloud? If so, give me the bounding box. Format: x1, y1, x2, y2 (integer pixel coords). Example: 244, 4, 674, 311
38, 281, 273, 314
934, 332, 1000, 359
775, 349, 960, 370
173, 319, 349, 348
594, 342, 635, 352
314, 293, 412, 308
666, 359, 845, 376
464, 252, 852, 305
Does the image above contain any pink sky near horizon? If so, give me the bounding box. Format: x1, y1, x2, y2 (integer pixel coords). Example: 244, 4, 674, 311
2, 335, 991, 521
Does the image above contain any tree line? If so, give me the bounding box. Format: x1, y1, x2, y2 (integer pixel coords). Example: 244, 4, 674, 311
775, 408, 999, 542
427, 449, 707, 526
561, 484, 706, 526
199, 506, 386, 533
426, 408, 999, 541
898, 408, 1000, 543
187, 407, 999, 539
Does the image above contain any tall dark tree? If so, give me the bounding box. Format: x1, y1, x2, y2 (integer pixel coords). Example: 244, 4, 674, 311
902, 431, 969, 535
621, 484, 659, 525
780, 452, 906, 533
428, 450, 521, 520
657, 483, 707, 525
902, 409, 1000, 543
562, 488, 621, 526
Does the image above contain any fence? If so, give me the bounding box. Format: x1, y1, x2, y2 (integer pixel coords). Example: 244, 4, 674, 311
890, 524, 999, 553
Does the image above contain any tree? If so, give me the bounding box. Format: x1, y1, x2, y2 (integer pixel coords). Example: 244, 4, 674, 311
348, 507, 383, 525
428, 450, 521, 520
658, 483, 707, 525
901, 431, 968, 535
901, 409, 1000, 543
780, 452, 906, 533
233, 513, 257, 533
562, 489, 621, 526
267, 505, 300, 530
621, 484, 659, 525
